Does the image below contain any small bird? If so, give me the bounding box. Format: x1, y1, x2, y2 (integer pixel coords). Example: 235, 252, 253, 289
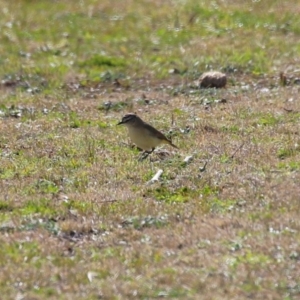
117, 113, 178, 156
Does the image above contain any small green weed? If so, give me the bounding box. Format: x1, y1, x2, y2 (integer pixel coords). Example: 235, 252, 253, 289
209, 198, 237, 213
21, 198, 56, 217
277, 146, 300, 159
36, 179, 59, 194
79, 55, 126, 68
0, 201, 13, 212
257, 114, 281, 126
278, 160, 300, 171
151, 186, 198, 203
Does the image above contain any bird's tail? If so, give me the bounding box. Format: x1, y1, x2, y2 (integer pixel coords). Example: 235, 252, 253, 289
167, 139, 178, 149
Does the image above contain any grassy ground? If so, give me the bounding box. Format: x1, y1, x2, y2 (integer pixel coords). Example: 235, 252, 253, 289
1, 0, 300, 299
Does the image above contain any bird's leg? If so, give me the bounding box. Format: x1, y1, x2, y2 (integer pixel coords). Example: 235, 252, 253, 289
139, 147, 155, 161
147, 147, 155, 155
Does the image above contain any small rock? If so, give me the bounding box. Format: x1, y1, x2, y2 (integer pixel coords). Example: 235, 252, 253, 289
199, 71, 227, 88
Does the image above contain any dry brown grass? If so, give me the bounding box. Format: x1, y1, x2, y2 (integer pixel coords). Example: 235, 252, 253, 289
1, 77, 300, 299
1, 0, 300, 299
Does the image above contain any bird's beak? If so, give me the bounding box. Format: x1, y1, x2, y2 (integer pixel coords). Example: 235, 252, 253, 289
117, 121, 124, 126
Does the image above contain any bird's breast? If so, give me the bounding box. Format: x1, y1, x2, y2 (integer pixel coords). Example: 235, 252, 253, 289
127, 127, 161, 150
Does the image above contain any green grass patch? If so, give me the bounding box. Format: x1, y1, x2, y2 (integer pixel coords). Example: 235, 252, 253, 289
21, 198, 57, 217
150, 186, 199, 203
0, 200, 14, 212
277, 146, 300, 159
79, 55, 126, 68
278, 160, 300, 171
257, 113, 281, 126
209, 198, 237, 213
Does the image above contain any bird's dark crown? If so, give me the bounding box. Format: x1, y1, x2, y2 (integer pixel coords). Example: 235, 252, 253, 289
118, 113, 140, 125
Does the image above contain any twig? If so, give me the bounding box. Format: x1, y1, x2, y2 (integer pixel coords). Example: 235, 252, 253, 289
147, 169, 163, 185
96, 199, 119, 204
199, 160, 209, 172
283, 107, 298, 113
230, 142, 245, 159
